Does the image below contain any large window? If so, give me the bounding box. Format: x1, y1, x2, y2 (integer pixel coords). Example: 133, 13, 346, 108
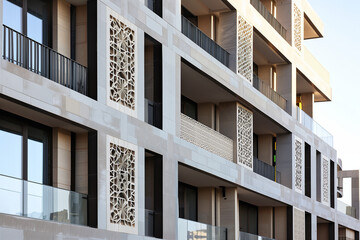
0, 111, 51, 184
178, 182, 197, 221
3, 0, 52, 46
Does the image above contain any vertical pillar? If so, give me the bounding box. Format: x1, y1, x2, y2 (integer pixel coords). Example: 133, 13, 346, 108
198, 103, 216, 129
75, 133, 88, 194
258, 135, 273, 165
276, 64, 295, 116
258, 207, 273, 238
301, 93, 314, 117
274, 206, 287, 240
276, 0, 292, 44
258, 66, 272, 87
220, 187, 239, 240
276, 133, 293, 188
198, 188, 215, 225
351, 172, 360, 219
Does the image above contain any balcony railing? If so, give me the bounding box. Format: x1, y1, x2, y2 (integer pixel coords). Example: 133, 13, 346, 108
250, 0, 287, 39
253, 157, 281, 183
253, 73, 287, 110
239, 231, 275, 240
337, 200, 356, 219
296, 107, 334, 146
178, 218, 227, 240
2, 25, 88, 96
180, 113, 233, 161
0, 174, 87, 225
181, 16, 229, 67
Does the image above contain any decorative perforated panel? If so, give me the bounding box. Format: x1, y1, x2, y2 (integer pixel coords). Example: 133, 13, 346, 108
294, 138, 303, 193
293, 4, 302, 52
237, 15, 253, 83
107, 135, 137, 233
293, 208, 305, 240
237, 104, 253, 169
322, 156, 329, 204
109, 14, 136, 110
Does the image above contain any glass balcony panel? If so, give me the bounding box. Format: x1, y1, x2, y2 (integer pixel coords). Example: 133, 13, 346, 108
239, 231, 275, 240
178, 218, 227, 240
0, 174, 87, 226
337, 200, 356, 218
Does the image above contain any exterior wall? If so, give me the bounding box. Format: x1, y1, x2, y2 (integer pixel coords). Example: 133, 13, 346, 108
53, 0, 71, 58
258, 207, 273, 238
52, 128, 71, 190
0, 0, 356, 239
76, 5, 88, 67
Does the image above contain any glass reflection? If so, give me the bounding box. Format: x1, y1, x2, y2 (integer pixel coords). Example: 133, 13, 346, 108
27, 139, 44, 184
3, 0, 22, 32
0, 130, 22, 178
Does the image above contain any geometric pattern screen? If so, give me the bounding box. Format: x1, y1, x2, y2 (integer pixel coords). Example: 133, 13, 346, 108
237, 15, 253, 83
109, 141, 136, 228
322, 156, 329, 204
293, 4, 302, 52
237, 103, 253, 169
109, 15, 136, 110
294, 138, 303, 193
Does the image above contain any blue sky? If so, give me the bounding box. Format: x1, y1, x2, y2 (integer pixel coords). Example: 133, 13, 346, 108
304, 0, 360, 204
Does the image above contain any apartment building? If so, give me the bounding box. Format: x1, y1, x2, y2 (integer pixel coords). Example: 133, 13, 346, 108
0, 0, 358, 239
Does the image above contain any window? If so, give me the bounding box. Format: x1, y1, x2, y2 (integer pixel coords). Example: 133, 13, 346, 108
181, 96, 197, 120
0, 111, 51, 184
3, 0, 52, 46
146, 0, 162, 17
178, 182, 197, 221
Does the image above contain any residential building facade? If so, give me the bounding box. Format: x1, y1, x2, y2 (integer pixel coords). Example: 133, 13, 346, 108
0, 0, 358, 239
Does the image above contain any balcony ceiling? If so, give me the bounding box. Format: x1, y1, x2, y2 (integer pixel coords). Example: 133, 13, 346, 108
304, 14, 322, 40
179, 164, 235, 187
253, 31, 288, 65
296, 71, 327, 102
237, 187, 286, 207
181, 61, 289, 135
182, 0, 231, 15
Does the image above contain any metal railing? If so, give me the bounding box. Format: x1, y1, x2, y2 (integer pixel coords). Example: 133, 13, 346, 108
180, 113, 233, 161
2, 25, 88, 95
178, 218, 227, 240
253, 157, 281, 183
0, 174, 87, 225
250, 0, 287, 39
181, 16, 230, 67
296, 107, 334, 146
239, 231, 275, 240
337, 200, 356, 218
253, 73, 287, 110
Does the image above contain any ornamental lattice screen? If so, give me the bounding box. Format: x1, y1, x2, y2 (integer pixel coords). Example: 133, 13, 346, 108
294, 137, 303, 193
237, 103, 253, 169
322, 156, 330, 204
107, 135, 137, 234
293, 4, 302, 52
237, 15, 253, 83
108, 12, 136, 114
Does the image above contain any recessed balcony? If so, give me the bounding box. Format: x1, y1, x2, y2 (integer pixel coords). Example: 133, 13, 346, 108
2, 25, 88, 96
253, 156, 281, 183
250, 0, 287, 40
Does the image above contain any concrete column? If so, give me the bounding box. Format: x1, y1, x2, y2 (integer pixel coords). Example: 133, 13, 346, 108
217, 11, 237, 72
219, 102, 237, 164
220, 188, 239, 240
352, 175, 360, 219
258, 207, 273, 238
258, 134, 273, 165
258, 65, 272, 87
301, 93, 314, 118
198, 188, 215, 225
198, 15, 212, 39
75, 5, 88, 67
276, 133, 293, 188
53, 0, 71, 58
198, 103, 215, 129
276, 64, 295, 116
274, 206, 287, 240
52, 128, 71, 190
75, 133, 88, 194
163, 0, 181, 30
276, 0, 292, 44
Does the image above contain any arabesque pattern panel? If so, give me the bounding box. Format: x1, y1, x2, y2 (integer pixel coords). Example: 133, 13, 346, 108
109, 15, 135, 110
237, 104, 253, 169
322, 157, 329, 204
293, 4, 302, 52
294, 138, 303, 192
237, 15, 253, 83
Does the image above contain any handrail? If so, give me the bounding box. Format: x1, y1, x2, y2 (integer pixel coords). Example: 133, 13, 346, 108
2, 25, 88, 95
253, 73, 287, 110
250, 0, 287, 39
253, 156, 281, 183
181, 16, 230, 67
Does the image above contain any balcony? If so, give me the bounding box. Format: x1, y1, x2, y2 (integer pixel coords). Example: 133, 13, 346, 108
250, 0, 287, 39
253, 73, 287, 110
239, 231, 275, 240
296, 107, 333, 146
178, 218, 227, 240
180, 113, 233, 161
337, 200, 356, 219
181, 16, 229, 67
2, 25, 88, 96
253, 157, 281, 183
0, 174, 87, 225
